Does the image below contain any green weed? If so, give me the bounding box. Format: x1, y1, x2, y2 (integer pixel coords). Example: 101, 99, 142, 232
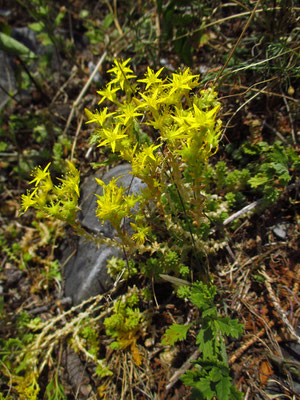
162, 282, 244, 400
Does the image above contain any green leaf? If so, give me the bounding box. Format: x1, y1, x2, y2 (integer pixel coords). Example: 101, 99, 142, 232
0, 142, 8, 151
0, 32, 35, 58
197, 376, 214, 400
202, 306, 217, 318
37, 32, 53, 46
103, 13, 114, 29
55, 7, 66, 27
214, 317, 243, 338
28, 22, 45, 32
189, 283, 216, 311
208, 366, 223, 382
181, 369, 200, 387
216, 375, 231, 400
161, 323, 192, 346
196, 326, 215, 359
248, 174, 269, 188
230, 385, 244, 400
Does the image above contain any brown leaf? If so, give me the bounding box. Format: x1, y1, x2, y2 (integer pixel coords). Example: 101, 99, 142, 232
259, 360, 273, 385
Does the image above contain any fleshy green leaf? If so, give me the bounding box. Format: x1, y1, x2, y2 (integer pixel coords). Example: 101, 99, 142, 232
0, 32, 35, 58
28, 22, 44, 32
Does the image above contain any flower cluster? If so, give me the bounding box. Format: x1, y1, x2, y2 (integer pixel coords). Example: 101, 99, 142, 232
86, 58, 221, 179
95, 176, 140, 231
20, 161, 80, 224
21, 59, 222, 249
84, 58, 222, 244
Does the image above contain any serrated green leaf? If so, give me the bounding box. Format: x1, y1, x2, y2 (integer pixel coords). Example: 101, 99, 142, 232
196, 326, 215, 359
190, 286, 216, 311
272, 162, 289, 176
215, 317, 243, 338
216, 375, 231, 400
197, 376, 214, 400
249, 174, 269, 188
208, 366, 223, 382
161, 323, 192, 346
230, 385, 244, 400
181, 370, 201, 387
202, 306, 217, 318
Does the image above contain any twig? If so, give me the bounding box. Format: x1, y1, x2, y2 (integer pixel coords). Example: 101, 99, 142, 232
70, 114, 84, 162
105, 0, 123, 36
50, 66, 78, 105
170, 7, 300, 43
219, 76, 277, 101
229, 320, 275, 366
63, 51, 107, 136
281, 88, 296, 145
214, 0, 262, 85
218, 45, 300, 83
17, 56, 50, 103
263, 121, 288, 144
223, 199, 262, 226
166, 349, 200, 391
223, 182, 300, 228
261, 266, 300, 345
222, 86, 267, 137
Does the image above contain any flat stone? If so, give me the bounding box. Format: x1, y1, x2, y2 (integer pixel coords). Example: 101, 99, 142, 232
63, 163, 145, 305
64, 238, 121, 305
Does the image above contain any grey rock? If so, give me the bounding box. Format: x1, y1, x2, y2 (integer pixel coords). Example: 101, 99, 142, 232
272, 221, 289, 240
63, 163, 145, 305
12, 27, 38, 53
64, 238, 120, 305
0, 51, 15, 109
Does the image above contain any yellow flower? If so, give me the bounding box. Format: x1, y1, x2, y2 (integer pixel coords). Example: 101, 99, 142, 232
95, 177, 125, 222
98, 124, 127, 153
138, 67, 164, 90
56, 161, 80, 197
137, 88, 162, 111
97, 84, 120, 104
107, 58, 137, 90
40, 174, 53, 194
164, 68, 199, 95
29, 162, 51, 186
20, 192, 36, 213
135, 143, 162, 168
85, 107, 116, 126
145, 112, 171, 131
117, 102, 143, 125
162, 125, 189, 143
130, 222, 151, 245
